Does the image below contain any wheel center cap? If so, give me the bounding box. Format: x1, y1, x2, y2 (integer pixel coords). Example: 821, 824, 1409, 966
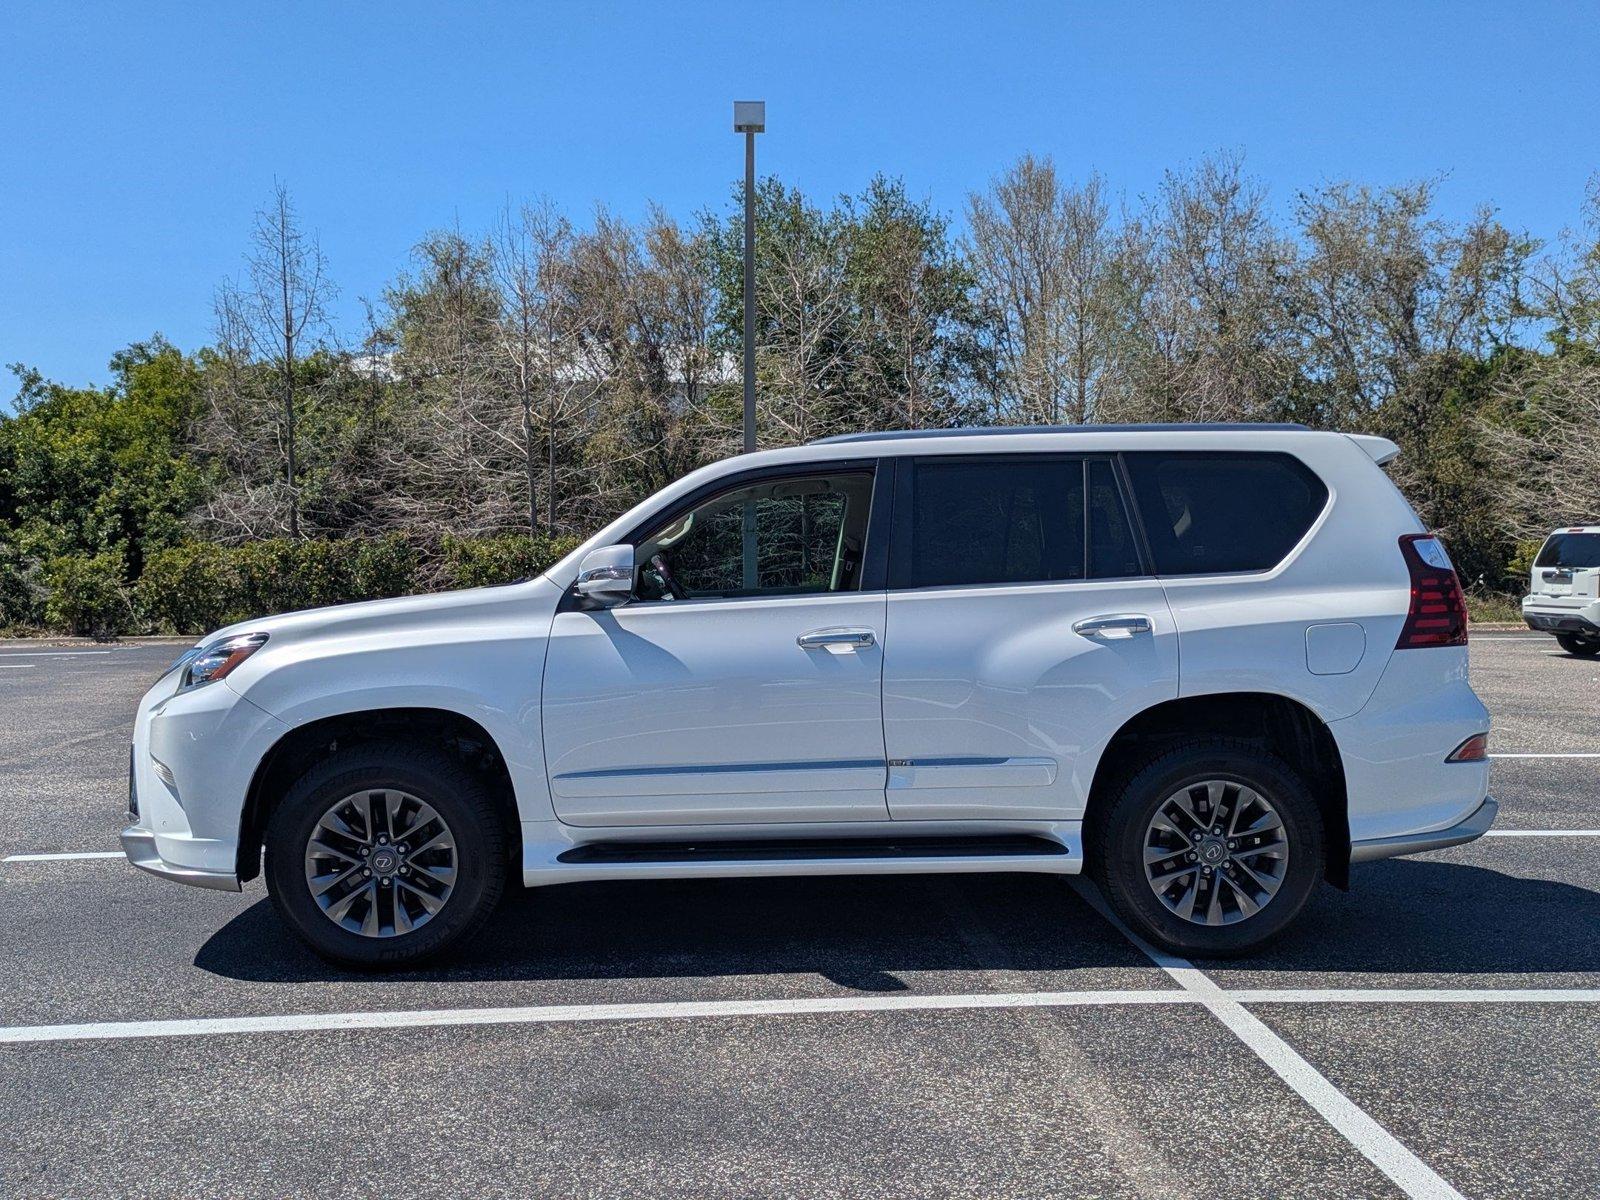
370, 848, 401, 876
1199, 838, 1229, 866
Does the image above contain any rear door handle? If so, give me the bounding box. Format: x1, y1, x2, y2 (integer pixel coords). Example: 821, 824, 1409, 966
797, 627, 877, 651
1072, 614, 1152, 640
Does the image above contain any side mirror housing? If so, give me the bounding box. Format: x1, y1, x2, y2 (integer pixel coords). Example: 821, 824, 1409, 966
575, 545, 635, 607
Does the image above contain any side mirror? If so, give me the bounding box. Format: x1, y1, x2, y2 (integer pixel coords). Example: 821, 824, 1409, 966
575, 545, 635, 607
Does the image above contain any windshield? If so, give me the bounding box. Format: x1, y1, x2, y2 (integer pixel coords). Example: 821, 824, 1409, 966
1535, 532, 1600, 569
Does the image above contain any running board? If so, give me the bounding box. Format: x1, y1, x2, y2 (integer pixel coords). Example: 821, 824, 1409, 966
557, 834, 1070, 866
524, 832, 1088, 889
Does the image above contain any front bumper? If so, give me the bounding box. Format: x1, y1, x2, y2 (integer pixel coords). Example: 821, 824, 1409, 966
1349, 795, 1498, 864
120, 826, 241, 891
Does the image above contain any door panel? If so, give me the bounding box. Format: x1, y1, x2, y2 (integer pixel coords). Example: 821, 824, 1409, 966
880, 452, 1177, 822
882, 580, 1177, 820
543, 592, 889, 826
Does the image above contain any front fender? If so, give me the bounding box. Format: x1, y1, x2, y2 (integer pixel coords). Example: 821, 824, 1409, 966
227, 633, 556, 825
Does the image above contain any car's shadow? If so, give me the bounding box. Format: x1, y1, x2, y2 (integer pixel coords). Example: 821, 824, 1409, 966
194, 858, 1600, 988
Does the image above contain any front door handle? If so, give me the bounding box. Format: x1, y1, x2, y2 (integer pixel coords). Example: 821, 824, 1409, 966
1072, 614, 1152, 640
797, 627, 877, 651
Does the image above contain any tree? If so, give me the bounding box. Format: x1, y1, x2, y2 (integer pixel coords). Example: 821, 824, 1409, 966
967, 157, 1117, 423
1112, 153, 1300, 422
384, 229, 505, 536
844, 176, 985, 431
489, 199, 583, 533
213, 183, 334, 538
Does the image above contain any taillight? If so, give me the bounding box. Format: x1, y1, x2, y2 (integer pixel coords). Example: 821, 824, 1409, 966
1395, 534, 1467, 649
1446, 733, 1489, 762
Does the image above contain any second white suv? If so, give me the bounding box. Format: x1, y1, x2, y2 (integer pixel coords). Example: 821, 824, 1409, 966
1522, 526, 1600, 656
121, 424, 1495, 964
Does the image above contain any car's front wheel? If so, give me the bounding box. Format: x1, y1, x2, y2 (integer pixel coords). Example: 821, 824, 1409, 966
1090, 740, 1324, 957
264, 742, 508, 966
1555, 633, 1600, 657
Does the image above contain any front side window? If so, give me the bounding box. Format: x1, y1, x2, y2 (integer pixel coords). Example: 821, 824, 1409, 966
1535, 532, 1600, 570
1124, 451, 1328, 576
633, 470, 874, 601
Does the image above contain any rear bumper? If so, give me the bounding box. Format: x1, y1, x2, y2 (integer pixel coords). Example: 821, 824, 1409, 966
120, 826, 241, 892
1522, 608, 1600, 636
1349, 796, 1498, 864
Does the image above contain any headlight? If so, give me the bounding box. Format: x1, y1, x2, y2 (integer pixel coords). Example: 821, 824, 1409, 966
180, 632, 269, 692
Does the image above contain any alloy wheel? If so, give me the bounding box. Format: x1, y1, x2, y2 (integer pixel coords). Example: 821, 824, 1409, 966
303, 789, 458, 937
1142, 779, 1289, 926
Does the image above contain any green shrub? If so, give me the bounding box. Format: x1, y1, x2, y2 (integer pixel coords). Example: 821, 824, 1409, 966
72, 532, 572, 637
45, 552, 136, 640
1505, 538, 1543, 585
439, 533, 579, 590
349, 535, 420, 600
136, 542, 240, 634
232, 539, 343, 617
0, 541, 47, 629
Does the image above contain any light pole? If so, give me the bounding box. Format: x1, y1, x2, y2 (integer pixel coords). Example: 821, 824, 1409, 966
733, 100, 764, 454
734, 101, 764, 590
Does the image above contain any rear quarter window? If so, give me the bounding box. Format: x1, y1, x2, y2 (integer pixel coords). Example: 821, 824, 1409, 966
1124, 451, 1329, 575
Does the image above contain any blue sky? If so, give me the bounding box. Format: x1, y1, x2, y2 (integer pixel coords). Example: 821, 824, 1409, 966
4, 1, 1597, 390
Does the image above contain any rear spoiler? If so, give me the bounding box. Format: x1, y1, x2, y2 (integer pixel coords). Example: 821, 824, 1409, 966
1345, 434, 1400, 466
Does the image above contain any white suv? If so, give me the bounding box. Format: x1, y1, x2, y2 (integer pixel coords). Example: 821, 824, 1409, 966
122, 424, 1495, 964
1522, 526, 1600, 656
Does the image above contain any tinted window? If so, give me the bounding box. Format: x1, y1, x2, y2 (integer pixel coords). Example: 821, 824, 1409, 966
1536, 533, 1600, 569
635, 471, 873, 600
1125, 452, 1328, 575
892, 458, 1086, 588
1088, 459, 1142, 578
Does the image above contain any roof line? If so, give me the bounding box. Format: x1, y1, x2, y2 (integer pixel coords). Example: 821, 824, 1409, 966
810, 422, 1311, 445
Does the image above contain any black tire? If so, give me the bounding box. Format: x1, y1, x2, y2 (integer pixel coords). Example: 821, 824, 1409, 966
265, 741, 508, 967
1089, 739, 1324, 958
1555, 634, 1600, 657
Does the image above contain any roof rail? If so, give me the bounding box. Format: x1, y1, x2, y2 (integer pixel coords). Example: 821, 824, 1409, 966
810, 422, 1311, 445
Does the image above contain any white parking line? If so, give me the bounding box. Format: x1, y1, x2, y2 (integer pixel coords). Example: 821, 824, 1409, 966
1492, 752, 1600, 758
1484, 829, 1600, 838
3, 851, 126, 862
4, 982, 1599, 1050
1071, 880, 1466, 1200
1235, 988, 1600, 1004
0, 989, 1197, 1045
0, 665, 34, 670
0, 651, 113, 658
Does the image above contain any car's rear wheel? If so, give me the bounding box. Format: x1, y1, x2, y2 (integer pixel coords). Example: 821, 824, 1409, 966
1555, 633, 1600, 657
1090, 739, 1324, 957
265, 742, 507, 967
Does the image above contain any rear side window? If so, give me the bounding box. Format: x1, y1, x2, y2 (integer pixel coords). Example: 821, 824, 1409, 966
1535, 533, 1600, 569
889, 457, 1144, 589
1124, 452, 1328, 576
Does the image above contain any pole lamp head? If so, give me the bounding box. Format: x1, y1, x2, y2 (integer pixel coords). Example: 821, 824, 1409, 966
733, 100, 766, 133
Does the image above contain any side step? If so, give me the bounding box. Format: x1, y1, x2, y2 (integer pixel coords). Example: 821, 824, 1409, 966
557, 834, 1070, 866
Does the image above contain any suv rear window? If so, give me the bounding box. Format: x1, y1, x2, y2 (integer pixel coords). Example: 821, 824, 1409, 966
890, 457, 1142, 588
1124, 452, 1328, 576
1536, 532, 1600, 569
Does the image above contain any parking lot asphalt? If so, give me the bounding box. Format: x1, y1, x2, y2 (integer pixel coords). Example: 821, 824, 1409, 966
1, 633, 1597, 1198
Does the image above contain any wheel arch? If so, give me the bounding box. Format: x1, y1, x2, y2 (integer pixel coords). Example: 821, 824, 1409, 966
1084, 691, 1351, 888
236, 707, 520, 883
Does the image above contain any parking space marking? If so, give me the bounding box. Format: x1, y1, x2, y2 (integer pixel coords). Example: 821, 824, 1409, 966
0, 989, 1199, 1046
1491, 752, 1600, 758
0, 665, 35, 670
1071, 880, 1467, 1200
0, 651, 113, 658
1484, 829, 1600, 837
1235, 988, 1600, 1004
3, 851, 126, 862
